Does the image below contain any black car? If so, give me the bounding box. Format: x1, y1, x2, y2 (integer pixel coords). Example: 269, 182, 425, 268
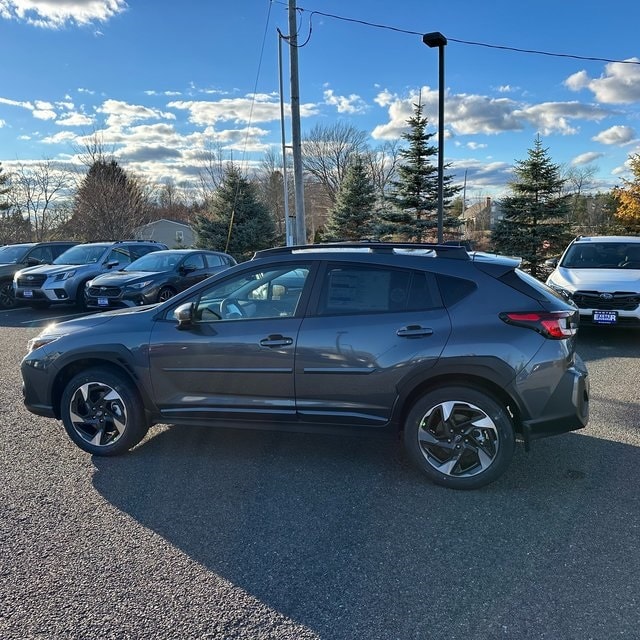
0, 241, 78, 309
84, 249, 237, 309
21, 242, 589, 490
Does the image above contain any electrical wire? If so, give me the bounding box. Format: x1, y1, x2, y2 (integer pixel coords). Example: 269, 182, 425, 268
225, 0, 274, 253
272, 1, 640, 65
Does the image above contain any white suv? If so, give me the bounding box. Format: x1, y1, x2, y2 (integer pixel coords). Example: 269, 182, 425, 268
546, 235, 640, 327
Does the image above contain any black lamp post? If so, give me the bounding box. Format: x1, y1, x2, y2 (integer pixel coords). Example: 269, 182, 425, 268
422, 31, 447, 243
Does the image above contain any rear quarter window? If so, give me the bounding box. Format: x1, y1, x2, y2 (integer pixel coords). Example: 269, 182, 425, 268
435, 274, 477, 306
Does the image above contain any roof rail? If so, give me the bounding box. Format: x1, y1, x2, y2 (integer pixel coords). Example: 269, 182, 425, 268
253, 242, 470, 260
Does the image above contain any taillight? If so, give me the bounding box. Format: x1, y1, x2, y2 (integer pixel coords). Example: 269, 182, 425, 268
499, 310, 578, 339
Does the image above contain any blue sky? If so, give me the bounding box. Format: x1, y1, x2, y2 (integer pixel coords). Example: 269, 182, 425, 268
1, 0, 640, 203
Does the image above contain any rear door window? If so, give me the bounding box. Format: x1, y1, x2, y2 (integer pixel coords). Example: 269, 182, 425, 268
317, 264, 441, 315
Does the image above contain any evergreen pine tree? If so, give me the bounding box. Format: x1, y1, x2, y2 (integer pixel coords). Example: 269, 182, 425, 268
492, 136, 574, 278
194, 164, 276, 262
323, 155, 377, 241
378, 100, 461, 242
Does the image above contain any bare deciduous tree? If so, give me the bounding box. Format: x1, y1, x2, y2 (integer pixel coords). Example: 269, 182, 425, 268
302, 123, 369, 204
8, 159, 73, 241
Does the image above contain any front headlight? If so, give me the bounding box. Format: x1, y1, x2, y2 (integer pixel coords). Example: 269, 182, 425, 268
54, 270, 76, 281
27, 333, 62, 353
127, 280, 154, 290
547, 280, 573, 299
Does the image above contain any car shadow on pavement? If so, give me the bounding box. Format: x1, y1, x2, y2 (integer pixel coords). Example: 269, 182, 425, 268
91, 422, 640, 640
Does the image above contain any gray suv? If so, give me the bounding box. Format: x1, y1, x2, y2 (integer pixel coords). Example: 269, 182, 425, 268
14, 240, 167, 309
0, 241, 78, 309
21, 242, 589, 489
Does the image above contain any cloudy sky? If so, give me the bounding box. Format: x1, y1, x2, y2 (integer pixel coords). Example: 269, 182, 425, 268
1, 0, 639, 202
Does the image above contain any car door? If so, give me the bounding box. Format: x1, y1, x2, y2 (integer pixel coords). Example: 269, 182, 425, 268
148, 261, 315, 425
294, 261, 452, 427
177, 252, 209, 291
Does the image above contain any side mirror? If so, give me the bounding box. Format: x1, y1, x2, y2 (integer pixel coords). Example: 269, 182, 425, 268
180, 264, 197, 274
544, 257, 558, 268
174, 302, 195, 329
26, 257, 43, 266
106, 260, 119, 269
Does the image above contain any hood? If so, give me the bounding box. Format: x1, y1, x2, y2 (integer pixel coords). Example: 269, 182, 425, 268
18, 263, 79, 277
90, 270, 166, 286
553, 266, 640, 291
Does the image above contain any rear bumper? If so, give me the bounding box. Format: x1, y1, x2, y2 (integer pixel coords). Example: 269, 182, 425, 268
521, 361, 589, 447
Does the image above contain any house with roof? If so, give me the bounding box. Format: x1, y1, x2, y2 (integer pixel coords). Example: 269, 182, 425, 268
135, 219, 195, 248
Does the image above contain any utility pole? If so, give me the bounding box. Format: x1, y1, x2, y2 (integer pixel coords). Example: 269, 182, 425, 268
288, 0, 306, 245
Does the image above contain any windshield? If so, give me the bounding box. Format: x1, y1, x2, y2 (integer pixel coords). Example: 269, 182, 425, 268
54, 244, 110, 265
560, 242, 640, 269
124, 251, 185, 273
0, 244, 31, 264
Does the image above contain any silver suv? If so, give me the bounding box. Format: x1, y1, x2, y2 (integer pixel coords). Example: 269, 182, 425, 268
545, 235, 640, 327
14, 240, 167, 309
21, 242, 589, 490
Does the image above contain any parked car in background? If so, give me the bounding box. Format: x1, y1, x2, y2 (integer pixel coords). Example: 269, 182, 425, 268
13, 240, 167, 309
545, 235, 640, 327
21, 242, 589, 490
85, 249, 236, 309
0, 241, 78, 309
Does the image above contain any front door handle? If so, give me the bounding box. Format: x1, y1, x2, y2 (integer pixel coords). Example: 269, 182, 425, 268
396, 325, 434, 338
260, 334, 294, 347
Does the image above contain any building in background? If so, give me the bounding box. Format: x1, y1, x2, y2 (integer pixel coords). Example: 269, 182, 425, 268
135, 219, 195, 248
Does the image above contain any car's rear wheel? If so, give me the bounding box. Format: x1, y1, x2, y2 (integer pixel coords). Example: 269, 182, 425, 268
60, 367, 149, 456
403, 386, 515, 490
157, 286, 176, 303
0, 280, 16, 309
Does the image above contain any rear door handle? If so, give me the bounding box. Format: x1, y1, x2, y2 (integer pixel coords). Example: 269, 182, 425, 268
396, 325, 434, 338
260, 334, 294, 347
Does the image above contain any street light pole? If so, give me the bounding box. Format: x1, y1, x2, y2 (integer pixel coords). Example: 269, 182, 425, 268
422, 31, 447, 244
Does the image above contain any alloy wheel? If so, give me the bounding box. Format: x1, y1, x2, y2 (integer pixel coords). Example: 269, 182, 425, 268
417, 400, 499, 478
67, 381, 128, 448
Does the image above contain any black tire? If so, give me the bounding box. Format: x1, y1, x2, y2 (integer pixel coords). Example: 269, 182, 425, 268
403, 386, 515, 490
157, 286, 176, 303
60, 367, 149, 456
75, 280, 91, 310
0, 280, 17, 309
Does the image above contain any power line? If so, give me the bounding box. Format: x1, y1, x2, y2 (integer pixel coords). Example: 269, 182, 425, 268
271, 1, 640, 65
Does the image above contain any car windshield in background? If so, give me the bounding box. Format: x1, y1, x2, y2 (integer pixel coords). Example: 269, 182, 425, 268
0, 244, 30, 264
53, 244, 111, 265
123, 252, 186, 272
560, 243, 640, 269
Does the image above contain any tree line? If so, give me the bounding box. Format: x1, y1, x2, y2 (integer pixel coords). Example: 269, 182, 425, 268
1, 106, 640, 272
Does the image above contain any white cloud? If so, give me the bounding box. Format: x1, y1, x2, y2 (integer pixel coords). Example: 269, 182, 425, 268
56, 112, 94, 126
0, 96, 34, 109
564, 59, 640, 104
97, 99, 176, 127
515, 101, 609, 136
571, 152, 604, 166
168, 94, 318, 126
592, 125, 636, 145
0, 0, 128, 29
0, 118, 5, 128
323, 89, 367, 114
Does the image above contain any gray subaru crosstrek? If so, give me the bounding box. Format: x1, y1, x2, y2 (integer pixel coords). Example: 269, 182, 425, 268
21, 242, 589, 489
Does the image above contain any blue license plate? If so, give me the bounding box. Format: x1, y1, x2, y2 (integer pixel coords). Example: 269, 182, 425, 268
593, 310, 617, 324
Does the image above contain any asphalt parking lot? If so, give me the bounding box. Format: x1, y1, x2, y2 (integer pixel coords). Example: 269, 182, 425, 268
1, 306, 640, 640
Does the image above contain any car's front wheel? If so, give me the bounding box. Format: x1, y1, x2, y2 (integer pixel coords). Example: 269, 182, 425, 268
157, 286, 176, 303
60, 367, 149, 456
0, 280, 16, 309
403, 386, 515, 490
